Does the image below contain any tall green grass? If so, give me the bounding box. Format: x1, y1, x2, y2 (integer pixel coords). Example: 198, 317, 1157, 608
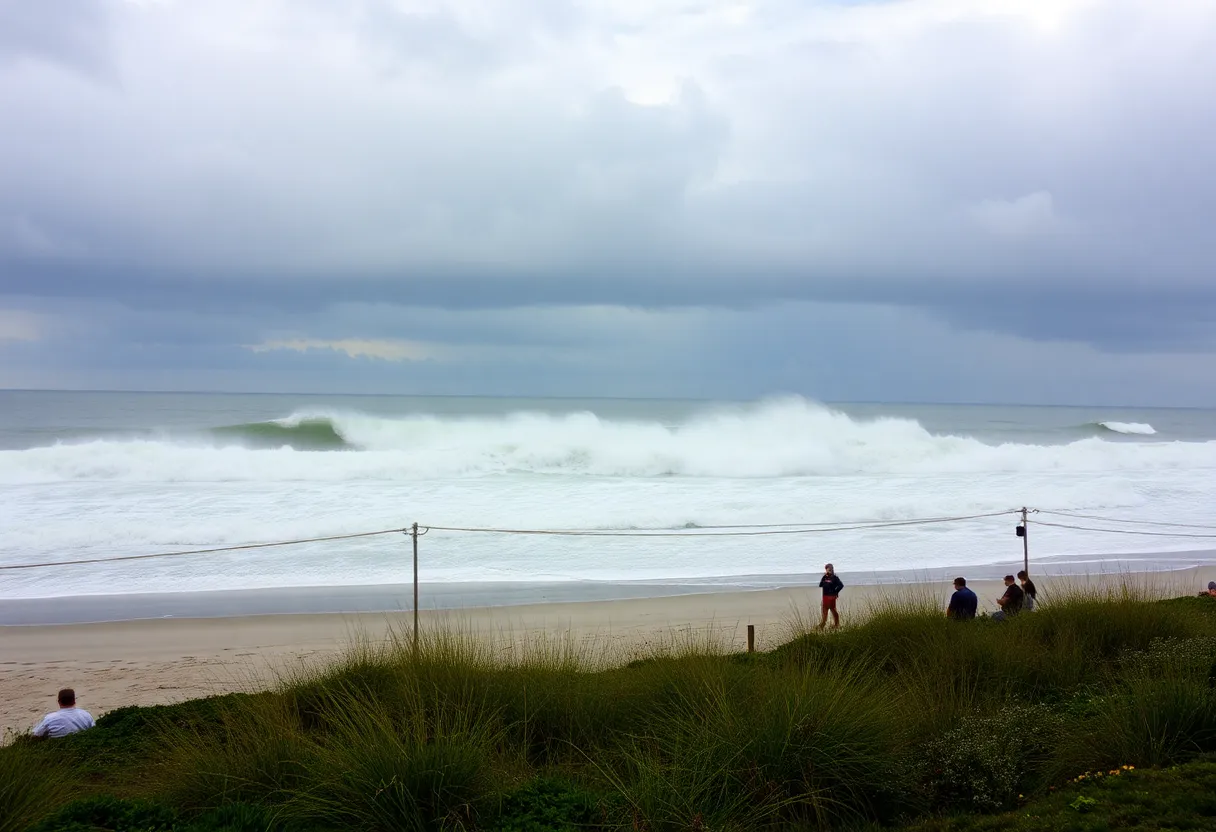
0, 742, 76, 832
6, 589, 1216, 831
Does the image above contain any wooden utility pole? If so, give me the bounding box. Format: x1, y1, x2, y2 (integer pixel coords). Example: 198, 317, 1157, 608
1021, 507, 1030, 577
412, 522, 420, 655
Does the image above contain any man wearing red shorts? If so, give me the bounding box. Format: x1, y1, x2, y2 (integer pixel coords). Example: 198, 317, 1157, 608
818, 563, 844, 629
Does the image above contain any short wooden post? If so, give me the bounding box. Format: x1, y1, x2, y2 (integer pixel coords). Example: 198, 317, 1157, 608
747, 624, 755, 653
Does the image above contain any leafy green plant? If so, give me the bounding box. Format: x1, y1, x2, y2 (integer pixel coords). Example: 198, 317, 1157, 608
493, 777, 605, 831
25, 796, 179, 832
921, 704, 1063, 813
1068, 794, 1097, 813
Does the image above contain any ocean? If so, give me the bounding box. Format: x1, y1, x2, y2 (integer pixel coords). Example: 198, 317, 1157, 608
3, 390, 1216, 608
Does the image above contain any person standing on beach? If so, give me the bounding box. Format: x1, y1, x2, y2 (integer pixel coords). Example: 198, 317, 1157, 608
818, 563, 843, 629
947, 577, 978, 620
32, 688, 95, 739
1017, 570, 1038, 611
992, 575, 1024, 622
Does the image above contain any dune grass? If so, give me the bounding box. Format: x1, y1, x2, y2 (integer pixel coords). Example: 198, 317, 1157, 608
4, 589, 1216, 831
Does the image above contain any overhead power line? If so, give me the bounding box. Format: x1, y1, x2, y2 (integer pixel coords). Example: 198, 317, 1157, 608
1032, 519, 1216, 540
1036, 509, 1216, 532
0, 510, 1022, 572
0, 527, 408, 572
422, 510, 1019, 537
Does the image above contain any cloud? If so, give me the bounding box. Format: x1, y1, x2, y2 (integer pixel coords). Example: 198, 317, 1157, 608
0, 308, 42, 342
1, 0, 1215, 401
0, 0, 113, 78
969, 192, 1062, 238
0, 214, 86, 258
248, 338, 444, 362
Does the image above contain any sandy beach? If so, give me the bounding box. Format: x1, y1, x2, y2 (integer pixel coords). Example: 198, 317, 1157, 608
4, 568, 1215, 737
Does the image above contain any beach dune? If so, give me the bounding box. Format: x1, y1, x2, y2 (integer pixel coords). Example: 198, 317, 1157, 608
4, 569, 1214, 737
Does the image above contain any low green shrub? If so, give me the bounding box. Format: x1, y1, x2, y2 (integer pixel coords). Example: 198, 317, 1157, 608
906, 757, 1216, 831
180, 802, 297, 832
920, 704, 1063, 813
492, 777, 605, 831
23, 797, 311, 832
25, 795, 179, 832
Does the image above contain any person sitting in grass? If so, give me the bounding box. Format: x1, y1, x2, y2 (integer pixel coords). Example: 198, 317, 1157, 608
32, 688, 95, 739
947, 577, 978, 620
1018, 570, 1038, 611
1199, 580, 1216, 598
817, 563, 844, 630
992, 575, 1024, 621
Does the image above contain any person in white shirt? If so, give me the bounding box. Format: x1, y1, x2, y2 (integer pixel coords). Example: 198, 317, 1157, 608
32, 688, 95, 739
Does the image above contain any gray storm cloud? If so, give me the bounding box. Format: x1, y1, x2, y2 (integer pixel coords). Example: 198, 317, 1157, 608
1, 0, 1215, 400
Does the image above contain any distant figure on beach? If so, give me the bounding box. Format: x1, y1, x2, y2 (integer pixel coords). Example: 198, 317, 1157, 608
992, 575, 1024, 622
1018, 570, 1038, 611
32, 688, 95, 739
947, 577, 978, 620
818, 563, 843, 629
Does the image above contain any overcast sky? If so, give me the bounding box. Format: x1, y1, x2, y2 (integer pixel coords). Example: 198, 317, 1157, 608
1, 0, 1215, 405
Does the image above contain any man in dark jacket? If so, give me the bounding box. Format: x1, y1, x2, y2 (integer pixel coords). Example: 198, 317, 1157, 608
992, 575, 1024, 621
818, 563, 844, 629
947, 577, 978, 620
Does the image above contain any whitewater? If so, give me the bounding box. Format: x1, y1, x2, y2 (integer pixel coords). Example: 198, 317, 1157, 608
3, 393, 1216, 601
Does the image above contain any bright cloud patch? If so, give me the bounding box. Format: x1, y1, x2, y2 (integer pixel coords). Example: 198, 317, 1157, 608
0, 309, 43, 342
969, 192, 1062, 238
248, 338, 442, 362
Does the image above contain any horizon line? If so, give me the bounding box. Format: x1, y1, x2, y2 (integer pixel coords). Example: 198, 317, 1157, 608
0, 387, 1206, 411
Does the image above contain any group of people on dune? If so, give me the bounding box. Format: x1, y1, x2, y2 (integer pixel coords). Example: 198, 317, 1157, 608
815, 564, 1038, 628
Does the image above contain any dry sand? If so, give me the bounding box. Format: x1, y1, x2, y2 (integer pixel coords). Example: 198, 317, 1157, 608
4, 568, 1214, 737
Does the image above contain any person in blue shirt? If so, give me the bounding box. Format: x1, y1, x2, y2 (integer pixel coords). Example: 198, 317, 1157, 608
946, 577, 978, 621
818, 563, 844, 629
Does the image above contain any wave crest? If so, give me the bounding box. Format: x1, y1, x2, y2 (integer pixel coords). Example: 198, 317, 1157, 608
1094, 421, 1157, 436
0, 399, 1209, 484
212, 417, 350, 449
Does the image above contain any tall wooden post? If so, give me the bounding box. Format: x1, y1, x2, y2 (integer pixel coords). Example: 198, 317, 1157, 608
1021, 507, 1030, 578
747, 624, 755, 653
412, 522, 419, 655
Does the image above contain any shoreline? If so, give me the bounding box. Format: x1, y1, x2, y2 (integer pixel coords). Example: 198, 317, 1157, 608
5, 549, 1216, 626
4, 567, 1216, 736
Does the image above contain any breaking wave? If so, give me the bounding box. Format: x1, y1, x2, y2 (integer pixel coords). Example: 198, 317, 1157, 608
1094, 421, 1157, 436
0, 399, 1208, 484
211, 417, 350, 450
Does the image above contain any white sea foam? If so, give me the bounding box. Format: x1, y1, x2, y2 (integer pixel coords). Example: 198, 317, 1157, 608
0, 400, 1208, 484
2, 399, 1213, 599
1098, 421, 1157, 435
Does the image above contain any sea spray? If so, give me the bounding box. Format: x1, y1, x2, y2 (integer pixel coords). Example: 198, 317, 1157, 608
0, 399, 1211, 484
1096, 421, 1158, 436
3, 396, 1215, 599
